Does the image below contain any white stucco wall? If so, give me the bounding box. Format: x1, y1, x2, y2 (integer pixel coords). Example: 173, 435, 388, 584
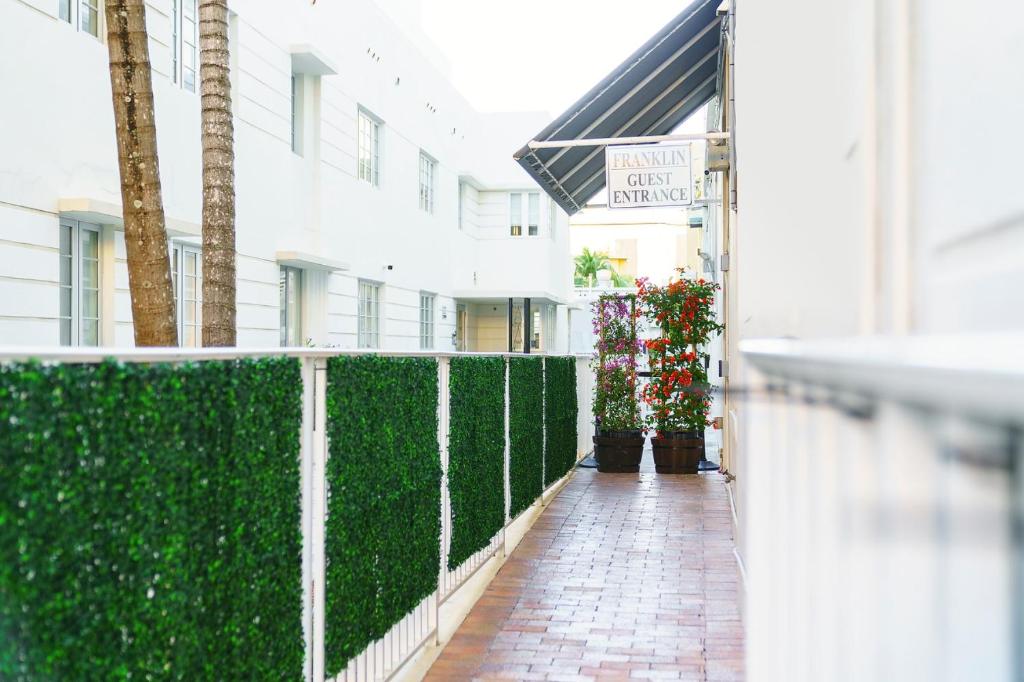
0, 0, 570, 349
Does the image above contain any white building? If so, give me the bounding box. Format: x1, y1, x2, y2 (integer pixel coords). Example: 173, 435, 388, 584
0, 0, 572, 352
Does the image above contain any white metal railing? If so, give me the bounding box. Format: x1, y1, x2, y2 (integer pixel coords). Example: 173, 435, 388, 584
0, 347, 593, 682
740, 335, 1024, 682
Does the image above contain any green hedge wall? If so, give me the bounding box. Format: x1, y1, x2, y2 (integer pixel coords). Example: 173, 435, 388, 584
544, 357, 579, 486
324, 356, 441, 676
0, 358, 304, 681
447, 356, 506, 569
508, 357, 543, 518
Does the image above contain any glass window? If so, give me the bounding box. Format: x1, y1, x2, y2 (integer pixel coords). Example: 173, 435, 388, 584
279, 266, 303, 346
59, 219, 100, 347
80, 0, 99, 37
458, 181, 465, 230
291, 75, 302, 155
172, 0, 197, 92
358, 109, 381, 186
172, 244, 202, 347
61, 0, 101, 38
357, 280, 381, 349
58, 224, 73, 345
531, 309, 542, 350
419, 293, 435, 350
419, 152, 436, 213
528, 193, 539, 236
509, 192, 522, 237
509, 192, 540, 237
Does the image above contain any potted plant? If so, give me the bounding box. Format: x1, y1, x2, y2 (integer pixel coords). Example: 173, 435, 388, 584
591, 294, 644, 472
637, 272, 723, 474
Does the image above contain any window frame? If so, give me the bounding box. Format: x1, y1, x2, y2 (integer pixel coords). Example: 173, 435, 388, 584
59, 218, 101, 347
357, 280, 382, 349
291, 74, 304, 155
171, 242, 203, 347
357, 107, 383, 187
509, 191, 541, 238
171, 0, 198, 92
419, 292, 435, 350
279, 265, 303, 347
59, 0, 103, 40
458, 181, 465, 231
418, 151, 436, 214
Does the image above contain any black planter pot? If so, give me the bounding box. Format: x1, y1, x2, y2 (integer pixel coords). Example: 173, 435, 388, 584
593, 429, 644, 473
651, 430, 704, 474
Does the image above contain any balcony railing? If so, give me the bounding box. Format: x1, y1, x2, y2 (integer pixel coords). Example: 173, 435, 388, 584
0, 347, 595, 682
740, 335, 1024, 682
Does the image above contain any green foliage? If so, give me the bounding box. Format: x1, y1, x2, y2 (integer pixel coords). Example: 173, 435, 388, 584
573, 247, 630, 288
324, 356, 440, 675
508, 357, 543, 518
637, 272, 724, 432
447, 356, 505, 569
544, 357, 579, 486
0, 358, 304, 681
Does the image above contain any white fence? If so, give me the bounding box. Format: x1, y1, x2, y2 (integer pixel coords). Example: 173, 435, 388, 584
0, 347, 594, 682
740, 336, 1024, 682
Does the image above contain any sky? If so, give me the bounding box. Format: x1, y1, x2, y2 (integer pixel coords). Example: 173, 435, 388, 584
418, 0, 689, 117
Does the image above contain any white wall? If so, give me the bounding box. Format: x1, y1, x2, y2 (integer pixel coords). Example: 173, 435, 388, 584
0, 0, 570, 349
727, 0, 1024, 679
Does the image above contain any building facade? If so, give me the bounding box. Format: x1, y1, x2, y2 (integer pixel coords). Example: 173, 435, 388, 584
0, 0, 572, 352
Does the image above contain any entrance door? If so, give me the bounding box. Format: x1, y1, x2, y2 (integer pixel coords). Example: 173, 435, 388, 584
455, 304, 468, 351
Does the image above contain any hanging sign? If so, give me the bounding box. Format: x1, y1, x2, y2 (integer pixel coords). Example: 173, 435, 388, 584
605, 143, 692, 209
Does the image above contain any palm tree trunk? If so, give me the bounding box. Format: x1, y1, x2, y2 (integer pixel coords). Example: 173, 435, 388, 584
199, 0, 237, 346
104, 0, 178, 346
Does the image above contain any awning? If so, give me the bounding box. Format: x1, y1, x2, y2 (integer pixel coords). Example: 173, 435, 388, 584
513, 0, 724, 215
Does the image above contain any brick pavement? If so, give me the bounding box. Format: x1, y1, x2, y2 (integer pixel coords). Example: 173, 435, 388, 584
424, 460, 744, 681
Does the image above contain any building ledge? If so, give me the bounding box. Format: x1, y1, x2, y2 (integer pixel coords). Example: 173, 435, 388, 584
452, 289, 568, 305
58, 197, 200, 237
275, 250, 349, 272
290, 45, 337, 76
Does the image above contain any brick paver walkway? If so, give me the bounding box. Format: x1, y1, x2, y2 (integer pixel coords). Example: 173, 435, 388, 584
425, 459, 744, 681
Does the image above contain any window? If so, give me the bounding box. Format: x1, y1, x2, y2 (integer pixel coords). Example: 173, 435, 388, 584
419, 293, 435, 349
458, 181, 465, 230
509, 192, 540, 237
171, 0, 197, 92
291, 75, 303, 155
418, 152, 436, 213
531, 309, 542, 350
510, 193, 522, 236
357, 109, 382, 186
171, 243, 202, 347
279, 266, 303, 346
59, 219, 100, 346
357, 280, 381, 348
60, 0, 101, 38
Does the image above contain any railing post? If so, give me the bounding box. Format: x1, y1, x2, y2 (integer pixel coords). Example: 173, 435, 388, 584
435, 356, 450, 646
503, 356, 510, 558
300, 358, 315, 682
311, 358, 328, 682
541, 357, 548, 507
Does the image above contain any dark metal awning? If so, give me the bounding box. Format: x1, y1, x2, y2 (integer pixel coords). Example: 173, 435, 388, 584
514, 0, 724, 215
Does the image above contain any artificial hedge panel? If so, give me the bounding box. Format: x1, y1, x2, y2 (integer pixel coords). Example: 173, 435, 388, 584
324, 356, 441, 676
447, 356, 506, 569
508, 357, 544, 518
0, 358, 304, 681
544, 357, 579, 486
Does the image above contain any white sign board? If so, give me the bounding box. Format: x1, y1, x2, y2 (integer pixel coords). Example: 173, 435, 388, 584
605, 142, 693, 209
